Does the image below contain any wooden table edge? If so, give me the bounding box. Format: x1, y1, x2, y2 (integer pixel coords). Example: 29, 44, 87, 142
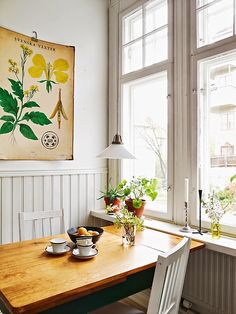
0, 226, 205, 314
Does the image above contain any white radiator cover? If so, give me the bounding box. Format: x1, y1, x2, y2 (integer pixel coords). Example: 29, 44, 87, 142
183, 248, 236, 314
123, 249, 236, 314
0, 169, 107, 244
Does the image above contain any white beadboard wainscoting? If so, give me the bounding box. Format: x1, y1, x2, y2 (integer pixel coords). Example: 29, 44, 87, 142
0, 168, 107, 244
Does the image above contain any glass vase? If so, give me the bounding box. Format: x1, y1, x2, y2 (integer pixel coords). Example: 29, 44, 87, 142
122, 224, 136, 246
211, 222, 221, 239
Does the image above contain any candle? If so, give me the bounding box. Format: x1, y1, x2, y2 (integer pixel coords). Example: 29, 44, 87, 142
185, 178, 189, 203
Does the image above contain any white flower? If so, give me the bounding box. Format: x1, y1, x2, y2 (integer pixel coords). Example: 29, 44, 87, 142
203, 191, 225, 223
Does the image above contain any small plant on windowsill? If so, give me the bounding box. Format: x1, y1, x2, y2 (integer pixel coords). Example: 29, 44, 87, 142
118, 177, 158, 218
97, 178, 125, 213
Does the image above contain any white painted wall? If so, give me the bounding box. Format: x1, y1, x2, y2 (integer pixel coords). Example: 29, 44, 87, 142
0, 0, 108, 170
0, 0, 108, 243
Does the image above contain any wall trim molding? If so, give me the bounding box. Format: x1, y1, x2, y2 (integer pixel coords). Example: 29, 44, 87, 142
0, 168, 107, 177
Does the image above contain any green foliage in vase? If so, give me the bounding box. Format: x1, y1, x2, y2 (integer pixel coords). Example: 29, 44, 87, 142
114, 207, 144, 231
0, 44, 51, 141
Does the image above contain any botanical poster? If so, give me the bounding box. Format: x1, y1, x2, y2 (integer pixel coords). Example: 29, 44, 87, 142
0, 27, 74, 160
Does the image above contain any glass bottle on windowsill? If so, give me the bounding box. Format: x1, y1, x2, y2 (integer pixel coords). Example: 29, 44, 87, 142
211, 221, 221, 239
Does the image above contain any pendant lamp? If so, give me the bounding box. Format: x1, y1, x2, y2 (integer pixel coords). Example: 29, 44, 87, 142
97, 6, 135, 160
97, 134, 136, 159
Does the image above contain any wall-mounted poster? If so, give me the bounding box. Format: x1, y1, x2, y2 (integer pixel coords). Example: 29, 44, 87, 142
0, 27, 74, 160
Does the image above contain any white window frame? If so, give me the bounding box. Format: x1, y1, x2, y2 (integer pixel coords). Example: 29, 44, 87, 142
117, 0, 174, 221
191, 0, 236, 55
108, 0, 200, 227
190, 0, 236, 235
121, 0, 169, 74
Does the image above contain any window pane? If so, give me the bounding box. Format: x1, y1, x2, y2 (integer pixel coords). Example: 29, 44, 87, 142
197, 0, 233, 47
145, 0, 167, 34
123, 8, 142, 44
197, 0, 215, 8
199, 51, 236, 225
122, 40, 142, 74
122, 72, 168, 213
144, 28, 168, 66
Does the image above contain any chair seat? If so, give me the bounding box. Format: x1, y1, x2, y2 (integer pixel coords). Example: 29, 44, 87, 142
91, 301, 145, 314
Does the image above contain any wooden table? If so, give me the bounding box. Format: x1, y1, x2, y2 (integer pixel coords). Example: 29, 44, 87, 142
0, 226, 204, 314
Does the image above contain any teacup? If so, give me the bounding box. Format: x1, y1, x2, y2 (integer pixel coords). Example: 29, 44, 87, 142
77, 243, 95, 256
76, 236, 93, 247
50, 238, 67, 253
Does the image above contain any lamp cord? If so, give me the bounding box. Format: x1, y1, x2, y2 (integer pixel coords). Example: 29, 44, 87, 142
116, 0, 120, 136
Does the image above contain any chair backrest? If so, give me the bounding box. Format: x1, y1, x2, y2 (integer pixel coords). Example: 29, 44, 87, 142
147, 237, 191, 314
19, 210, 65, 241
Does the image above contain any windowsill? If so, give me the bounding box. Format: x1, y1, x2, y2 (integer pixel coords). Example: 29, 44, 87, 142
90, 209, 236, 257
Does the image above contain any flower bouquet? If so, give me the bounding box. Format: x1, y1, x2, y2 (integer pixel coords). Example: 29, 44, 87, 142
203, 190, 231, 238
114, 207, 144, 245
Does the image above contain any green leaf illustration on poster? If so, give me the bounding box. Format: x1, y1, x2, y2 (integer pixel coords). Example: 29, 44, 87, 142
0, 45, 52, 141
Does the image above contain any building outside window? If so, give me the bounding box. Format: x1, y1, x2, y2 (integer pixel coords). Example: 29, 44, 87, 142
221, 112, 234, 131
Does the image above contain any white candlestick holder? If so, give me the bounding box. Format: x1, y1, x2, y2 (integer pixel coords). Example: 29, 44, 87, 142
180, 201, 192, 233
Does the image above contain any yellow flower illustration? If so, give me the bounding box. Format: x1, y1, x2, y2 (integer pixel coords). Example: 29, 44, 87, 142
24, 90, 30, 97
8, 59, 19, 74
28, 54, 69, 92
20, 44, 33, 57
29, 85, 39, 92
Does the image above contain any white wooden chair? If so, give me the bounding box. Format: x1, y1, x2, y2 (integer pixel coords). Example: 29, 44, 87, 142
19, 210, 65, 241
91, 237, 191, 314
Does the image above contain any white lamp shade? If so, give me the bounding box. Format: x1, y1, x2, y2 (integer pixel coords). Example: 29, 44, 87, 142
97, 143, 136, 159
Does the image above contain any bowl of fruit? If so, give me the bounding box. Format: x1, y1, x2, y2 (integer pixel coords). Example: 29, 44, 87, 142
67, 226, 104, 244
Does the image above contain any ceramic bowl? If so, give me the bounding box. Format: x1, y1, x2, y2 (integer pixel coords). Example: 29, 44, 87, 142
67, 226, 104, 244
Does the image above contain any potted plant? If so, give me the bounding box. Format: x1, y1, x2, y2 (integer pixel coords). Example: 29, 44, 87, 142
97, 179, 124, 213
118, 177, 158, 217
114, 207, 144, 245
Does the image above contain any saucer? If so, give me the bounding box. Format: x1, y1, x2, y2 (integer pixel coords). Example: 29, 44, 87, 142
45, 245, 70, 255
72, 248, 98, 259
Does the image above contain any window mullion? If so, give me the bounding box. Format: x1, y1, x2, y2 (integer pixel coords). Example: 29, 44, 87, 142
142, 4, 145, 69
234, 0, 236, 36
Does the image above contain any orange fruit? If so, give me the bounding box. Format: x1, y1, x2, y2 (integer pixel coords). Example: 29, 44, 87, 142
78, 227, 87, 235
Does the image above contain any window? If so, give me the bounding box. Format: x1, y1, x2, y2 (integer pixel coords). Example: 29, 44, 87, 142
194, 1, 236, 233
120, 0, 172, 219
122, 72, 168, 215
122, 0, 168, 74
109, 0, 236, 233
196, 0, 234, 48
221, 112, 234, 130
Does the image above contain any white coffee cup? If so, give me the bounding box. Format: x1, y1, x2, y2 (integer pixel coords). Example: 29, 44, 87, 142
76, 237, 93, 246
50, 238, 67, 253
77, 243, 95, 256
